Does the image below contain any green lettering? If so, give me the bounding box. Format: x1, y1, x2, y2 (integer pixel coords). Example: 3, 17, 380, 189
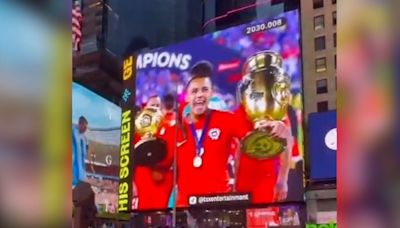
120, 154, 129, 168
121, 133, 130, 145
120, 142, 130, 156
121, 121, 130, 134
119, 182, 128, 195
118, 199, 128, 212
119, 166, 129, 179
121, 110, 131, 124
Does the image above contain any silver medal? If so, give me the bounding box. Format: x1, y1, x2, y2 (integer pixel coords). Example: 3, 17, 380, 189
193, 156, 202, 168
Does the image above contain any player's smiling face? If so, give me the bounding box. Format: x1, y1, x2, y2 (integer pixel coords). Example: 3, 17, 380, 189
186, 77, 213, 117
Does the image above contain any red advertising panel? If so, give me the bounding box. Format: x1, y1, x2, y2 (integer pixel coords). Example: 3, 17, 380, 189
247, 205, 304, 227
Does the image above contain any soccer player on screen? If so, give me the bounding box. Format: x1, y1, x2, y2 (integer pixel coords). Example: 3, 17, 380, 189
234, 104, 293, 203
72, 116, 89, 188
132, 95, 176, 210
162, 93, 177, 127
176, 61, 292, 207
145, 95, 162, 109
234, 55, 294, 204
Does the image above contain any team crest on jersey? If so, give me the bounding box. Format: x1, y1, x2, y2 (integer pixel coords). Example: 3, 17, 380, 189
208, 128, 221, 140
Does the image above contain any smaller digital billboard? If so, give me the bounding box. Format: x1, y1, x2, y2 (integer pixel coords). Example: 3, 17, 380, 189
72, 82, 121, 214
247, 204, 304, 227
308, 111, 337, 181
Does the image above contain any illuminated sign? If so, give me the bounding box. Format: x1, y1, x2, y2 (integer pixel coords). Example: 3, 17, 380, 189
118, 110, 131, 212
136, 52, 192, 70
309, 110, 337, 180
123, 56, 134, 81
118, 55, 136, 212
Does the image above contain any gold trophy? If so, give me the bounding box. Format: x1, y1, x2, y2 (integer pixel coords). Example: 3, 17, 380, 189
133, 107, 167, 166
238, 51, 291, 159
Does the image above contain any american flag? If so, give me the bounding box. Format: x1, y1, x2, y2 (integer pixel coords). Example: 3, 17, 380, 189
72, 0, 82, 51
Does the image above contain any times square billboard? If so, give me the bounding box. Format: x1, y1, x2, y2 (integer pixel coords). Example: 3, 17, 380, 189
118, 9, 304, 212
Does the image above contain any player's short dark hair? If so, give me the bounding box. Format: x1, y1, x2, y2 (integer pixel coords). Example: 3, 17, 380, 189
78, 116, 88, 125
187, 61, 214, 87
163, 93, 175, 110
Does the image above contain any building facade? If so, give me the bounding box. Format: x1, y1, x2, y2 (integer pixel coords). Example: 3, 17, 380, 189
301, 0, 337, 118
300, 1, 337, 224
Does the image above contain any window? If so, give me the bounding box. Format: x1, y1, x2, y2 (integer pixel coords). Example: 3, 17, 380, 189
332, 11, 337, 25
314, 36, 326, 51
315, 57, 327, 72
333, 33, 336, 47
316, 79, 328, 94
334, 55, 337, 69
332, 0, 336, 4
335, 76, 337, 91
317, 101, 329, 112
314, 15, 325, 30
313, 0, 324, 9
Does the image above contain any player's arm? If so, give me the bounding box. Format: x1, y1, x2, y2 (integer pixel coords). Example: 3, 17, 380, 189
254, 119, 293, 201
276, 129, 293, 196
229, 108, 254, 140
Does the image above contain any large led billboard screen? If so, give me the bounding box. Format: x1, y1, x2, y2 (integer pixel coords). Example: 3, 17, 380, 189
120, 9, 304, 211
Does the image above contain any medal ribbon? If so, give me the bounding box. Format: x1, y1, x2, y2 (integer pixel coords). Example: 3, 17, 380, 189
189, 110, 212, 158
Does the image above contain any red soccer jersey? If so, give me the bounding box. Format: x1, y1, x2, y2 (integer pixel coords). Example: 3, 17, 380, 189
234, 106, 291, 204
176, 109, 251, 207
133, 120, 176, 210
163, 111, 176, 129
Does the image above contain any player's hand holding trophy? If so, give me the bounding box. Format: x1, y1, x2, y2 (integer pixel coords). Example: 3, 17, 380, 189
238, 51, 292, 159
133, 107, 167, 167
